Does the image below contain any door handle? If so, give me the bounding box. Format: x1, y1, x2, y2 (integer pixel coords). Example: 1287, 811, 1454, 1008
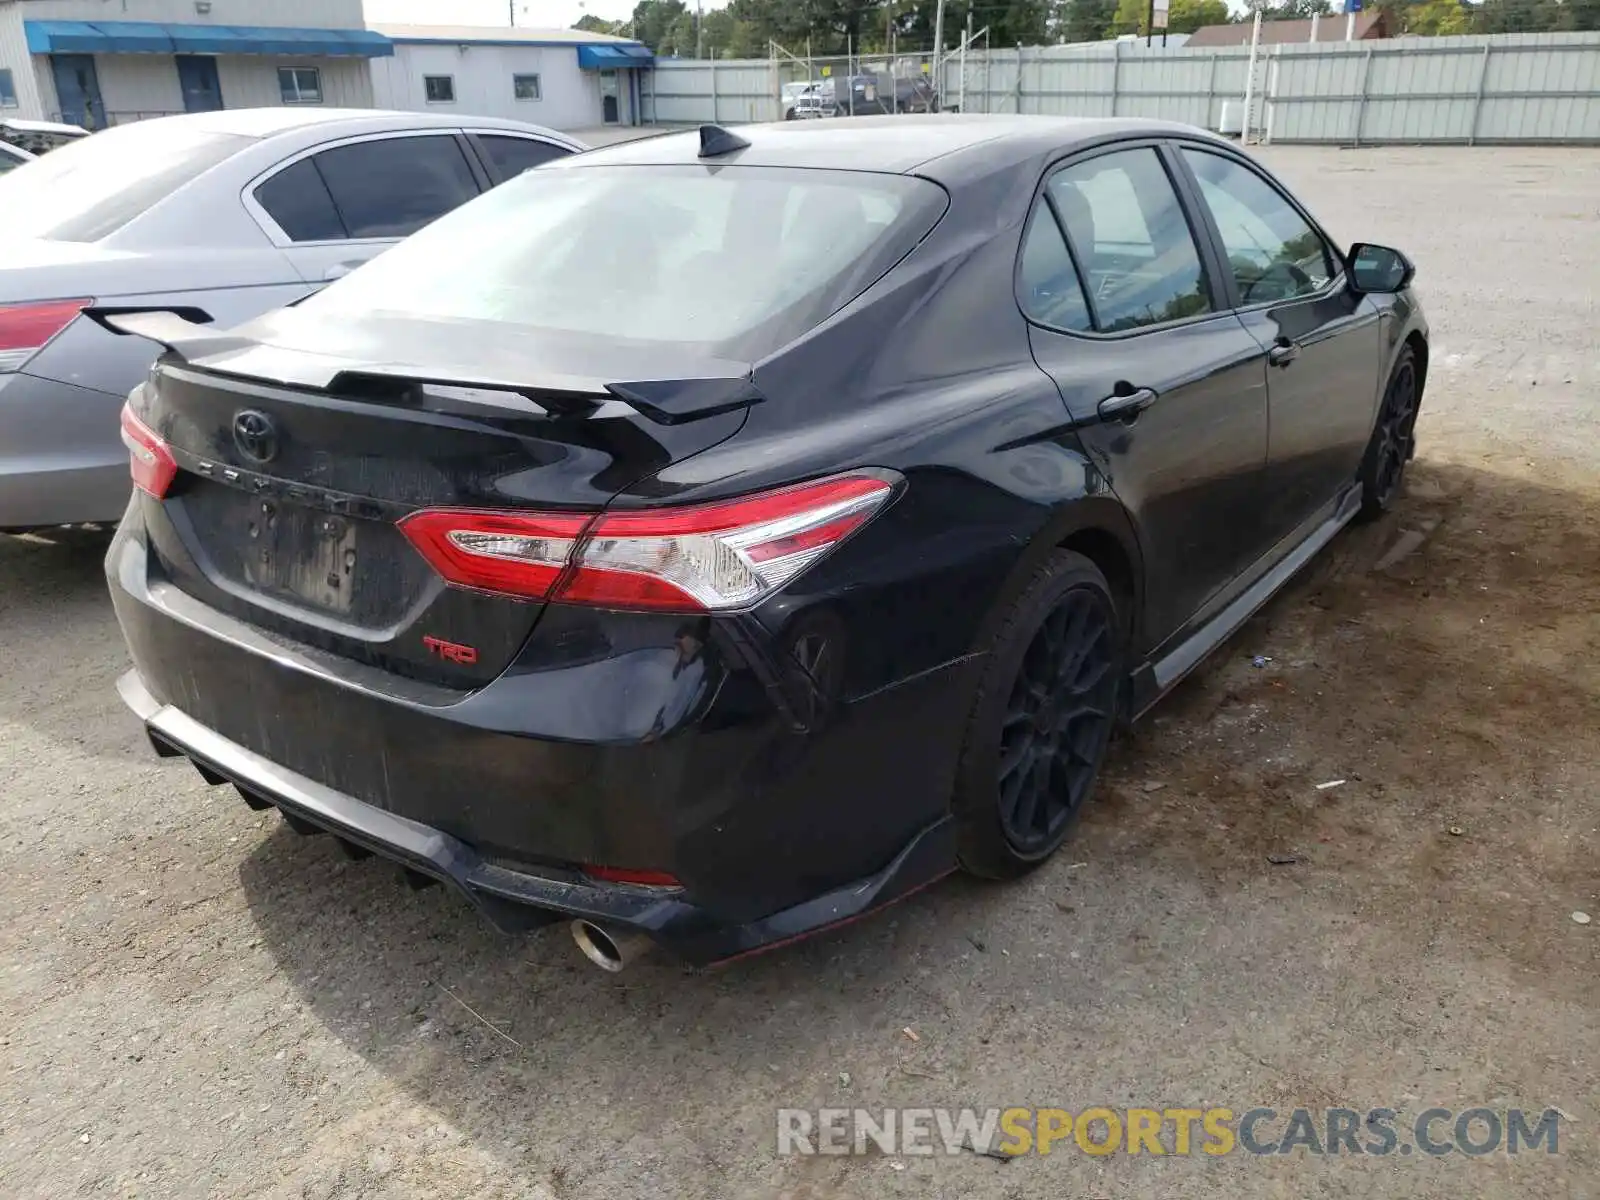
1268, 339, 1300, 367
322, 260, 363, 281
1097, 386, 1158, 422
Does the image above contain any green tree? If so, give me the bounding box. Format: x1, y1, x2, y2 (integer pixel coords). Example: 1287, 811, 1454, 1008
627, 0, 689, 52
1110, 0, 1146, 35
1272, 0, 1331, 16
1168, 0, 1229, 32
1555, 0, 1600, 30
1468, 0, 1595, 30
1062, 0, 1117, 42
1113, 0, 1229, 35
573, 13, 626, 36
1406, 0, 1471, 33
663, 11, 697, 54
992, 0, 1054, 43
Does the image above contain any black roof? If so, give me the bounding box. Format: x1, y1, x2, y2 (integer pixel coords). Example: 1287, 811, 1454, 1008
561, 115, 1223, 182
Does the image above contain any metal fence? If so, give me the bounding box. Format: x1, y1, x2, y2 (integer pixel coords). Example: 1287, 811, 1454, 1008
643, 51, 940, 124
645, 30, 1600, 145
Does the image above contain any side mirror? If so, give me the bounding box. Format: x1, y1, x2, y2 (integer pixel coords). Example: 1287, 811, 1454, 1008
1348, 243, 1415, 294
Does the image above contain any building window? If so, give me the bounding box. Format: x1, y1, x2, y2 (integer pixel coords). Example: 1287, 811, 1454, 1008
0, 69, 17, 109
512, 74, 542, 101
278, 67, 322, 105
424, 75, 456, 104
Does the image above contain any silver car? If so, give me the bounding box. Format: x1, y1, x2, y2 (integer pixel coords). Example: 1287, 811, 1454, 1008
0, 108, 584, 531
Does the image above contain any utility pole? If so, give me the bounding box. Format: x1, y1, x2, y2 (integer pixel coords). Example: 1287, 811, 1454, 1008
1242, 6, 1262, 143
1146, 0, 1154, 47
961, 10, 972, 112
696, 1, 704, 59
932, 0, 946, 91
509, 0, 515, 27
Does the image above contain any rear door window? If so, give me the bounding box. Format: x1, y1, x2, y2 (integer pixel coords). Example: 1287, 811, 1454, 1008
1047, 147, 1213, 333
1017, 205, 1093, 333
253, 157, 347, 242
308, 134, 481, 239
476, 134, 571, 182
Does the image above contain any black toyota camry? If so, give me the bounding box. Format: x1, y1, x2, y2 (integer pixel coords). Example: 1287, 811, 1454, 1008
105, 116, 1427, 969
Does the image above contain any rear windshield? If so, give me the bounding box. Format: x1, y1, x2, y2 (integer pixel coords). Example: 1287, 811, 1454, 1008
0, 122, 248, 242
302, 164, 948, 361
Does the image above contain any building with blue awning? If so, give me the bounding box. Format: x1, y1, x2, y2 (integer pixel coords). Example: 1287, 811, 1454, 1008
369, 24, 656, 132
0, 0, 390, 128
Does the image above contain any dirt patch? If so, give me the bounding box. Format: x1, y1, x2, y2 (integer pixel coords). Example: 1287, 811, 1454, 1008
1092, 454, 1600, 1001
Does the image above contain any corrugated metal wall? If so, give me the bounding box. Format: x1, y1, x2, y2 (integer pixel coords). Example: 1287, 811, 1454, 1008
1265, 33, 1600, 143
0, 0, 376, 123
651, 31, 1600, 145
15, 0, 367, 28
645, 59, 779, 124
213, 56, 373, 110
0, 2, 46, 119
372, 43, 603, 130
92, 54, 184, 119
27, 54, 374, 123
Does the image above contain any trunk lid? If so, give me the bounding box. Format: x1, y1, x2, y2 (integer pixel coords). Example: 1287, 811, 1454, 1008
129, 309, 755, 688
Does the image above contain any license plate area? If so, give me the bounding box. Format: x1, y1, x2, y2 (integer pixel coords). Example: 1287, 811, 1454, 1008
243, 499, 360, 615
179, 480, 431, 626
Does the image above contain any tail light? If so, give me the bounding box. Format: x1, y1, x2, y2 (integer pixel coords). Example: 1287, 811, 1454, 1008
120, 402, 178, 499
399, 473, 896, 613
0, 298, 91, 372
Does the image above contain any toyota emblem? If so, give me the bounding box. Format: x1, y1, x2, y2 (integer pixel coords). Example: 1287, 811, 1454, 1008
232, 410, 279, 464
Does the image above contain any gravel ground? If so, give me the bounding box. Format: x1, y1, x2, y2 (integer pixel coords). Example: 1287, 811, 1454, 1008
1, 144, 1596, 1200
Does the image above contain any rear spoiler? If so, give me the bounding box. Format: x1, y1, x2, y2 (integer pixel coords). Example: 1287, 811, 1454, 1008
85, 306, 256, 360
88, 306, 764, 428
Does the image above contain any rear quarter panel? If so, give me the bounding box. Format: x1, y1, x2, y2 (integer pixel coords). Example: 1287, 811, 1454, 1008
587, 160, 1142, 890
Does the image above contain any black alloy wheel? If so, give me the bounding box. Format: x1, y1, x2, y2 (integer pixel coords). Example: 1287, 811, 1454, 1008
1359, 347, 1421, 520
954, 550, 1122, 878
997, 588, 1118, 854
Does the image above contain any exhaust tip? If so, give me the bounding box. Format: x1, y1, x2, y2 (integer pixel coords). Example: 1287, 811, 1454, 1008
571, 920, 630, 972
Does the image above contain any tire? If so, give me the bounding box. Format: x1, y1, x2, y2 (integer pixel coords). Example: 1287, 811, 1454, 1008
783, 107, 796, 121
1355, 345, 1421, 522
952, 550, 1122, 880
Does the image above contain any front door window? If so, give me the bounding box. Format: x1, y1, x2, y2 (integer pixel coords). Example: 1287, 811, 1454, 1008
1181, 149, 1334, 306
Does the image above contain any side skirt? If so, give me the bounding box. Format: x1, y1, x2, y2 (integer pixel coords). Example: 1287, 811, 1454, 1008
1125, 481, 1363, 719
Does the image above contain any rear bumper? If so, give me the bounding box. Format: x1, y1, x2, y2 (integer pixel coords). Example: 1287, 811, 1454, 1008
119, 669, 954, 964
107, 522, 971, 964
